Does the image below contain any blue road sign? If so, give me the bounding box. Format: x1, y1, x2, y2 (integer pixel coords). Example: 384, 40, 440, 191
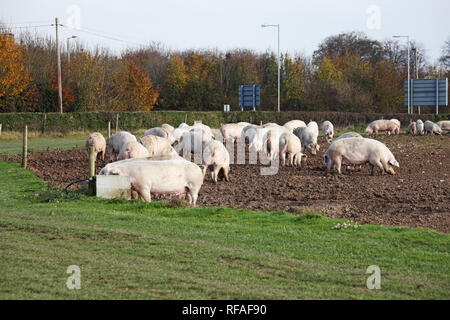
239, 85, 260, 111
404, 78, 448, 114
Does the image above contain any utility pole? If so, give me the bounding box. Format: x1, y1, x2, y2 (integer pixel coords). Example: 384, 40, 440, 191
55, 17, 63, 113
261, 24, 280, 112
277, 24, 280, 113
393, 35, 410, 114
407, 36, 411, 114
414, 48, 420, 114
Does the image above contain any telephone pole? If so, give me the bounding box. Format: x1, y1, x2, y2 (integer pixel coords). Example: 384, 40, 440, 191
55, 17, 63, 113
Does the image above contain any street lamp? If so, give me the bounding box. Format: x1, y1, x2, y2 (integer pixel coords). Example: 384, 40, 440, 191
67, 35, 77, 65
393, 35, 411, 114
262, 24, 280, 112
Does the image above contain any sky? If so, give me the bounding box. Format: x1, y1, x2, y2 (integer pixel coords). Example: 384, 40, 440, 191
1, 0, 449, 63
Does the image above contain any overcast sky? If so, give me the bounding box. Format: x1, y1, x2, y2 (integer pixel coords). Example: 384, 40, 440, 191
1, 0, 449, 63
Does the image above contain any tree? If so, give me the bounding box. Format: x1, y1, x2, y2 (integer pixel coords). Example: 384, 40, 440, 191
65, 51, 105, 112
313, 31, 385, 64
315, 55, 342, 81
111, 58, 159, 111
373, 59, 403, 113
439, 37, 450, 68
161, 53, 187, 108
280, 53, 307, 109
0, 33, 37, 112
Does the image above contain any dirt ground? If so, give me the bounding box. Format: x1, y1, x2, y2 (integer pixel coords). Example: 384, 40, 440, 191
2, 134, 449, 233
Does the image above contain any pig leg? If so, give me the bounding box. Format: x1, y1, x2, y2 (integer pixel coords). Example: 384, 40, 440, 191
223, 166, 230, 181
186, 192, 192, 204
289, 153, 295, 166
136, 184, 151, 202
381, 159, 389, 173
213, 166, 220, 183
334, 157, 342, 174
326, 160, 333, 174
369, 163, 375, 176
187, 187, 199, 207
201, 165, 207, 177
370, 158, 384, 175
280, 152, 286, 166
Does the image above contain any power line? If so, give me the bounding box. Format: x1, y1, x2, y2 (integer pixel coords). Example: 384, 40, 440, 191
60, 25, 147, 47
0, 24, 53, 30
0, 21, 52, 25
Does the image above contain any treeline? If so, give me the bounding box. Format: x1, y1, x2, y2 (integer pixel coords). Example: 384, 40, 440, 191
0, 29, 449, 113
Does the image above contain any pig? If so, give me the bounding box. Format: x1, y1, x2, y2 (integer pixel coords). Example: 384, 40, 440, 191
390, 119, 401, 134
322, 137, 399, 175
365, 119, 399, 136
424, 120, 442, 135
192, 122, 214, 140
107, 131, 137, 161
202, 140, 230, 183
263, 122, 280, 128
279, 132, 306, 167
249, 127, 271, 154
293, 122, 320, 155
143, 127, 174, 144
405, 122, 417, 135
265, 125, 290, 160
118, 141, 149, 160
322, 121, 334, 143
220, 123, 248, 144
171, 127, 190, 145
437, 120, 450, 132
416, 119, 424, 135
139, 135, 176, 156
99, 158, 204, 206
86, 132, 106, 160
283, 120, 307, 132
178, 123, 192, 130
332, 132, 363, 171
175, 128, 213, 156
334, 132, 363, 142
142, 127, 170, 140
241, 124, 260, 143
161, 123, 174, 133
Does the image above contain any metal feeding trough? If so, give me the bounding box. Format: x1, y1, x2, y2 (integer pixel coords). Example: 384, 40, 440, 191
96, 175, 132, 200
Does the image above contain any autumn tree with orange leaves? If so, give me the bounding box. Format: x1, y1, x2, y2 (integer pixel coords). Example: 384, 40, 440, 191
110, 58, 159, 111
0, 33, 38, 112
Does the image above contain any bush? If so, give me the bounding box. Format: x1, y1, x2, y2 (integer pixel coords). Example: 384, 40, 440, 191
0, 111, 448, 132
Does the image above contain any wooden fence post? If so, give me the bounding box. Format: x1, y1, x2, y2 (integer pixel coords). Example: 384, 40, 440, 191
88, 146, 96, 196
0, 123, 2, 138
42, 113, 47, 134
22, 126, 28, 168
115, 114, 119, 133
108, 121, 111, 138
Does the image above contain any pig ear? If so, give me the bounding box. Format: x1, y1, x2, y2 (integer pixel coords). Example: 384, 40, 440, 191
110, 167, 121, 175
389, 159, 399, 167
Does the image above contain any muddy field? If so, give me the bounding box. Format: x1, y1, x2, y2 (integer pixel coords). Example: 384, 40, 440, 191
2, 134, 449, 233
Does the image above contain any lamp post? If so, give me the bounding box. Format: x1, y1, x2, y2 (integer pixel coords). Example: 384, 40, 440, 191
413, 47, 420, 114
262, 24, 280, 112
67, 36, 77, 65
393, 35, 410, 114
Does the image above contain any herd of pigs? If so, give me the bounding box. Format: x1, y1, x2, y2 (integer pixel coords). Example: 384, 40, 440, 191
85, 118, 450, 206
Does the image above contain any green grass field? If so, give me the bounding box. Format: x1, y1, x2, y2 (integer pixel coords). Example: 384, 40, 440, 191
0, 126, 368, 155
0, 159, 448, 299
0, 130, 150, 155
